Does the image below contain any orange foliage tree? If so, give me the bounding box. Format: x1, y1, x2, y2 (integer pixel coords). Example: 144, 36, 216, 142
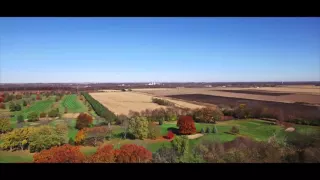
33, 144, 85, 163
87, 145, 115, 163
75, 113, 93, 130
177, 116, 196, 135
115, 144, 152, 163
75, 129, 86, 145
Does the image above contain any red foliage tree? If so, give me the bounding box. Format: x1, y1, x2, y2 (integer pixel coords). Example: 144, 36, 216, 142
87, 145, 115, 163
166, 131, 175, 139
33, 144, 85, 163
75, 113, 93, 130
0, 97, 3, 103
0, 103, 5, 109
115, 144, 152, 163
36, 94, 41, 100
177, 116, 196, 135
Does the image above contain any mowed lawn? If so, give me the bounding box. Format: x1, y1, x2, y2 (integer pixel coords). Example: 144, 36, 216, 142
60, 95, 87, 113
1, 119, 319, 163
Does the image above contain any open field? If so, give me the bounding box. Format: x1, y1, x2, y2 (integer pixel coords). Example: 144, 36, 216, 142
1, 119, 319, 163
133, 86, 320, 105
89, 91, 203, 115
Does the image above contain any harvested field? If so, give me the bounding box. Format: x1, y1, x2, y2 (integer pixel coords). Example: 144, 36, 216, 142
89, 92, 203, 115
134, 87, 320, 105
213, 90, 292, 96
167, 94, 320, 121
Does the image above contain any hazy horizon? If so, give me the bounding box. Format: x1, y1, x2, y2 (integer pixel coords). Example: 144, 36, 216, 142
1, 17, 319, 83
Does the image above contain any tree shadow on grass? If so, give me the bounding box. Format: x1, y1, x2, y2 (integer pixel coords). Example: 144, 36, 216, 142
167, 127, 179, 135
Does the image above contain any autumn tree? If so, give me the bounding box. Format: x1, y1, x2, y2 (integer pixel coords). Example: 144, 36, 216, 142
0, 127, 35, 151
177, 116, 196, 135
153, 146, 178, 163
115, 144, 152, 163
9, 102, 16, 112
84, 126, 109, 146
33, 144, 85, 163
29, 125, 66, 153
0, 115, 12, 134
76, 113, 93, 130
16, 94, 22, 100
166, 131, 175, 139
128, 116, 149, 139
193, 107, 223, 124
87, 145, 115, 163
0, 97, 3, 103
75, 129, 86, 145
0, 103, 5, 109
36, 94, 41, 100
148, 122, 161, 139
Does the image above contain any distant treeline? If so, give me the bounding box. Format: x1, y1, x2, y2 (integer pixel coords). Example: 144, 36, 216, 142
152, 98, 175, 106
81, 92, 116, 122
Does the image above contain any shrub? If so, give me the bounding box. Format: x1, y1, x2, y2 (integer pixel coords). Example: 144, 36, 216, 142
128, 116, 149, 139
177, 116, 196, 135
167, 131, 175, 139
0, 103, 5, 109
64, 107, 68, 114
200, 128, 205, 134
121, 89, 126, 92
230, 126, 239, 134
205, 127, 211, 133
147, 122, 161, 140
29, 125, 66, 153
0, 115, 12, 134
23, 100, 27, 106
33, 144, 85, 163
17, 114, 24, 123
76, 113, 93, 130
27, 112, 39, 122
152, 98, 174, 106
213, 125, 218, 134
39, 112, 47, 118
115, 144, 152, 163
88, 145, 115, 163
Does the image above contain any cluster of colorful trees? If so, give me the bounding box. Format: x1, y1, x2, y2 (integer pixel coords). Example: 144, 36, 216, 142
33, 144, 153, 163
151, 98, 175, 106
0, 123, 68, 152
81, 92, 116, 122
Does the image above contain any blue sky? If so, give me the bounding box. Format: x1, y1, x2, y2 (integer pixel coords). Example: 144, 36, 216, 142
0, 17, 319, 83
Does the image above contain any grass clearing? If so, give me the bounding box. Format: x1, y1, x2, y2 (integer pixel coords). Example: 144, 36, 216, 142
60, 95, 87, 113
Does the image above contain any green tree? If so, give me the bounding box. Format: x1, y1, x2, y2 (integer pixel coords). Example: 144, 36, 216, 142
0, 127, 35, 151
128, 116, 149, 139
23, 100, 27, 106
15, 104, 22, 111
147, 122, 161, 139
9, 102, 16, 112
27, 112, 39, 122
205, 127, 211, 133
213, 125, 218, 134
200, 128, 205, 134
17, 114, 24, 123
171, 136, 189, 162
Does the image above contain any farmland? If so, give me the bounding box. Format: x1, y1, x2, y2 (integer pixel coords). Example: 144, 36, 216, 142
59, 94, 87, 113
89, 91, 203, 115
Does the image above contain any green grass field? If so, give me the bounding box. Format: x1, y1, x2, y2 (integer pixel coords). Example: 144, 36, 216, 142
1, 119, 319, 163
60, 95, 87, 113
